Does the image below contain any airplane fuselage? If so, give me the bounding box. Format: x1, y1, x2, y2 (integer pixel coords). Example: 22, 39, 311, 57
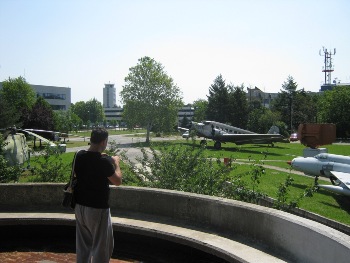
289, 153, 350, 197
290, 153, 350, 177
290, 157, 350, 177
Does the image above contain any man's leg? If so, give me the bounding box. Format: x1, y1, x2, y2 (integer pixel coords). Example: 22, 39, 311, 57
75, 204, 93, 263
90, 208, 114, 263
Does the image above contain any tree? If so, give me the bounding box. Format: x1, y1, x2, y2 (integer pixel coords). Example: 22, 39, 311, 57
192, 99, 208, 122
71, 101, 88, 124
23, 96, 54, 130
292, 90, 318, 127
270, 76, 298, 132
0, 95, 20, 129
228, 84, 249, 128
0, 76, 36, 126
206, 75, 230, 123
53, 109, 82, 133
271, 76, 318, 133
120, 56, 183, 143
180, 115, 191, 129
86, 98, 105, 126
71, 100, 104, 127
318, 86, 350, 138
247, 107, 282, 133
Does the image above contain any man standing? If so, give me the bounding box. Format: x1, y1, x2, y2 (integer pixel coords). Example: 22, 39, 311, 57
74, 128, 122, 263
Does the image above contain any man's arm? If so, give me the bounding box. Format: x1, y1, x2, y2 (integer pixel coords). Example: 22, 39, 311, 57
108, 156, 122, 186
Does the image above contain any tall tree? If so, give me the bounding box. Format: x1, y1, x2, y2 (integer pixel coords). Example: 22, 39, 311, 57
206, 75, 230, 123
228, 84, 249, 128
0, 76, 36, 126
270, 76, 297, 132
23, 96, 54, 130
120, 56, 183, 143
271, 76, 318, 133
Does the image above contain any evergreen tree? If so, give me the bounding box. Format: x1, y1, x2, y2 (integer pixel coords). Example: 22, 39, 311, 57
206, 75, 230, 123
271, 76, 318, 133
228, 84, 249, 128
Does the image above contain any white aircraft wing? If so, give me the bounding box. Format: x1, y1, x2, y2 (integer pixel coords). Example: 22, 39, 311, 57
178, 127, 189, 133
330, 171, 350, 190
21, 129, 57, 147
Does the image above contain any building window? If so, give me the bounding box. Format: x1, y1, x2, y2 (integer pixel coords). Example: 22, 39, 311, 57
37, 93, 66, 100
51, 105, 66, 110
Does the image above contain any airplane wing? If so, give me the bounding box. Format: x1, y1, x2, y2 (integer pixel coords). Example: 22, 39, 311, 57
330, 171, 350, 190
178, 127, 189, 133
219, 133, 286, 145
20, 129, 57, 147
317, 171, 350, 197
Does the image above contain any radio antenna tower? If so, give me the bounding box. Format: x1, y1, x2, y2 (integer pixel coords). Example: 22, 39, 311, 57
319, 47, 336, 85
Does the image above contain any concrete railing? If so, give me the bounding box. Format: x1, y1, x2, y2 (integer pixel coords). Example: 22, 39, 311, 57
1, 183, 350, 263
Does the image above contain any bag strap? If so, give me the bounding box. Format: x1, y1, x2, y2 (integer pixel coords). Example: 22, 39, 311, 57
68, 150, 80, 188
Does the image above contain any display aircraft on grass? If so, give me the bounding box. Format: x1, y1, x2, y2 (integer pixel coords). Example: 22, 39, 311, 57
288, 153, 350, 197
1, 127, 66, 167
178, 120, 287, 149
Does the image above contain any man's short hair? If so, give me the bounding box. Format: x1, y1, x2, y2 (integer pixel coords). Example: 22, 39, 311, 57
90, 128, 109, 144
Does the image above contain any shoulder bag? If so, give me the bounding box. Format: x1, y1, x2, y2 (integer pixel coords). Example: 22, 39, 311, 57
62, 151, 79, 209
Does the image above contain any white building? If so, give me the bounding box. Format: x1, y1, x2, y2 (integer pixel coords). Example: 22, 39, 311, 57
0, 82, 71, 111
178, 105, 194, 124
104, 107, 123, 123
103, 83, 116, 108
32, 84, 71, 110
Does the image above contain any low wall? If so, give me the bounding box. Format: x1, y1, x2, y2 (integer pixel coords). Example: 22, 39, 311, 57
1, 183, 350, 263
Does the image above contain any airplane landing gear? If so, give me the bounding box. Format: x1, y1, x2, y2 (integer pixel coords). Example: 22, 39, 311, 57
330, 175, 341, 186
214, 141, 221, 150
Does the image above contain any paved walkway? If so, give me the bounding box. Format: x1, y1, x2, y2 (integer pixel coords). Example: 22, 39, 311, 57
0, 251, 136, 263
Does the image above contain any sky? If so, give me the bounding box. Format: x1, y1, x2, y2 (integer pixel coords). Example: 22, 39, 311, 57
0, 0, 349, 105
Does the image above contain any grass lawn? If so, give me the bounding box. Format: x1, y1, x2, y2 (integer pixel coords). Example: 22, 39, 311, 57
146, 139, 350, 225
22, 137, 350, 226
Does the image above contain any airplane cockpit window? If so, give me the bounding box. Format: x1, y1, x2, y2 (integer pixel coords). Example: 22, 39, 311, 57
315, 154, 327, 160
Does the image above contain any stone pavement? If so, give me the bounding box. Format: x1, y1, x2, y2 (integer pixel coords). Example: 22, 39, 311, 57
0, 251, 136, 263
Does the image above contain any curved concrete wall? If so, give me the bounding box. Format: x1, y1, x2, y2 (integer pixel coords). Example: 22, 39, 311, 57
1, 183, 350, 263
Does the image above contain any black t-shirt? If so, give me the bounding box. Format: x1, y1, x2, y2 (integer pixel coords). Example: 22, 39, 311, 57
74, 150, 115, 208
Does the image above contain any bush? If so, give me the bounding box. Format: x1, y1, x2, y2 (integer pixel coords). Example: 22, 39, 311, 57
29, 146, 70, 182
126, 144, 267, 202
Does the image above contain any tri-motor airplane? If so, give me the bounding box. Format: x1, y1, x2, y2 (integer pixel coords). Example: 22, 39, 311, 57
288, 153, 350, 197
178, 120, 287, 149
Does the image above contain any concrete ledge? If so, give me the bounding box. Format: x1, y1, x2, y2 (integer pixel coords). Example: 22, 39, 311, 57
1, 184, 350, 263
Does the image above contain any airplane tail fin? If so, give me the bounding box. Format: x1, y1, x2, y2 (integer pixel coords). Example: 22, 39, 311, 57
268, 125, 280, 134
